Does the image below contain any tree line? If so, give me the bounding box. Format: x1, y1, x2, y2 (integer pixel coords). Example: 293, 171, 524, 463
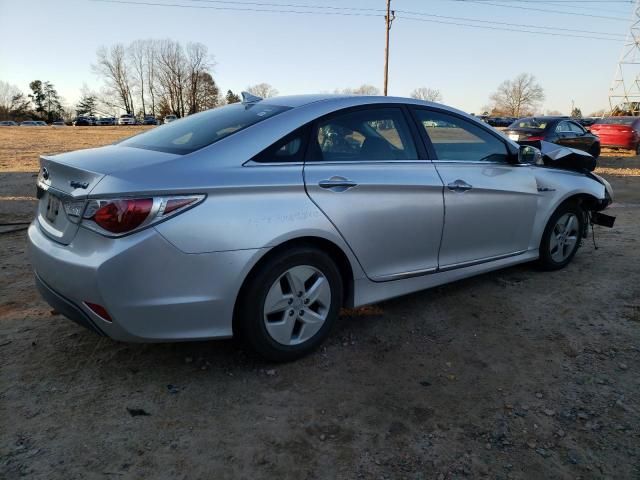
0, 51, 607, 123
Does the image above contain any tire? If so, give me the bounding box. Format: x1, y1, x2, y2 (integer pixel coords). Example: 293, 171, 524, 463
236, 246, 343, 362
589, 143, 601, 159
538, 202, 585, 271
635, 142, 640, 155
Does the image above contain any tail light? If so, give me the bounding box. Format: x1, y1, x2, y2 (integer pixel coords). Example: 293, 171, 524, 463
524, 135, 545, 141
81, 195, 204, 236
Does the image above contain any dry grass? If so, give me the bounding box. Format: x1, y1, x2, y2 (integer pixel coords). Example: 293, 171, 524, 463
1, 126, 638, 179
0, 126, 153, 173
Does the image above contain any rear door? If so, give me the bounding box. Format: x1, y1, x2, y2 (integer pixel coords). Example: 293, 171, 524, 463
303, 106, 444, 281
554, 121, 577, 148
566, 121, 594, 152
411, 108, 539, 268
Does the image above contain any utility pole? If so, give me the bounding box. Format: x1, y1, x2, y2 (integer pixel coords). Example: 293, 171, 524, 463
383, 0, 395, 96
609, 0, 640, 115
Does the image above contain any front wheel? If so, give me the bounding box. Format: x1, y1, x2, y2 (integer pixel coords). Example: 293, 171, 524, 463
538, 203, 585, 270
236, 247, 343, 362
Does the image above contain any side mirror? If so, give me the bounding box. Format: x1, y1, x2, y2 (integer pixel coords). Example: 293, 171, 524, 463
519, 145, 543, 165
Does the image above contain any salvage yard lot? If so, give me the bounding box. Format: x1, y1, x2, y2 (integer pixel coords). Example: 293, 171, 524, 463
1, 127, 639, 479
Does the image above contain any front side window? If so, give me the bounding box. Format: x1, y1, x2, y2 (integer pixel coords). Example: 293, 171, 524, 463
312, 108, 418, 161
414, 109, 508, 162
119, 103, 291, 154
555, 121, 572, 133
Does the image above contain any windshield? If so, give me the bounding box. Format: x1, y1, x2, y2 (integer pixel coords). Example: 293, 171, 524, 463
510, 118, 548, 130
119, 103, 291, 154
595, 117, 636, 125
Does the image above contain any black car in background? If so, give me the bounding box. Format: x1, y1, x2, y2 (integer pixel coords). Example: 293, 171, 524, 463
73, 116, 94, 126
504, 117, 601, 158
142, 115, 159, 125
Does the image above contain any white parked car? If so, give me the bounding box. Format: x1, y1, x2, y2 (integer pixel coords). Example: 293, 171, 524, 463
163, 114, 177, 124
118, 114, 137, 125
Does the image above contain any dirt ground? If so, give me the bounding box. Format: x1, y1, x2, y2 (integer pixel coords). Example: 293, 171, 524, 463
1, 127, 638, 479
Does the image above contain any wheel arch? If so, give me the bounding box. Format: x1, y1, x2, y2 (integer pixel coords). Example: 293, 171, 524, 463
232, 236, 355, 336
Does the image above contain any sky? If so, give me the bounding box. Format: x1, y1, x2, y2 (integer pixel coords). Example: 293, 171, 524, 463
0, 0, 636, 115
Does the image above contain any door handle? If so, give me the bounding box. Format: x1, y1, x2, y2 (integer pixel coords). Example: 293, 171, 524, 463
318, 177, 358, 191
447, 179, 473, 192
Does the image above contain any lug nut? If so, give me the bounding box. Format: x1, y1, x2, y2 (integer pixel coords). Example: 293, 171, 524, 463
297, 291, 303, 297
304, 298, 310, 305
288, 310, 294, 316
288, 298, 293, 305
299, 310, 304, 316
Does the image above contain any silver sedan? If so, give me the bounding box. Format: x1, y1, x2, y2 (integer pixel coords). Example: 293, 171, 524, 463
29, 94, 614, 361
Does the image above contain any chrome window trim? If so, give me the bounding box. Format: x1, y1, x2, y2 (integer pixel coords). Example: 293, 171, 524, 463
244, 159, 432, 167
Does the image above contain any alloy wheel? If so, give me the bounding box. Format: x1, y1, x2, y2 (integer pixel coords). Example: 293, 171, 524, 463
263, 265, 332, 346
549, 213, 579, 263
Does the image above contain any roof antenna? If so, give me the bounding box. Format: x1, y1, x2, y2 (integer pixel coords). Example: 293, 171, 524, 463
241, 91, 262, 104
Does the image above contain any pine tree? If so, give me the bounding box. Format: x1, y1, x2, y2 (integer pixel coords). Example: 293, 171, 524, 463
226, 90, 241, 104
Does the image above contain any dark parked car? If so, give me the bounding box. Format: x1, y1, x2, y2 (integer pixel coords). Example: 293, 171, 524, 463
95, 117, 116, 126
590, 117, 640, 153
142, 115, 158, 125
0, 120, 18, 126
504, 117, 601, 158
74, 116, 94, 126
578, 117, 599, 130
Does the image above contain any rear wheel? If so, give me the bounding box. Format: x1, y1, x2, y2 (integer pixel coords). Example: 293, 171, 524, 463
589, 143, 600, 159
538, 202, 584, 270
236, 247, 343, 362
635, 142, 640, 155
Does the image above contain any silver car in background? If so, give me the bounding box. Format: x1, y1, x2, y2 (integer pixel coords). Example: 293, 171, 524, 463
29, 94, 614, 361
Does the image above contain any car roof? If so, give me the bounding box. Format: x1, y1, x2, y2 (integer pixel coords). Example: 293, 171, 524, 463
260, 93, 471, 118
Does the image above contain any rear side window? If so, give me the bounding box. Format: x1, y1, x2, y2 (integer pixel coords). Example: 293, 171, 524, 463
119, 103, 291, 154
568, 122, 585, 134
310, 107, 418, 162
414, 109, 508, 162
251, 127, 309, 163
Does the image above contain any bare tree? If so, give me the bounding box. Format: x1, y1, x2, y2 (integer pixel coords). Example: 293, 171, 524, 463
93, 44, 135, 114
410, 87, 442, 102
145, 40, 158, 116
338, 84, 380, 96
156, 39, 188, 117
246, 83, 278, 98
129, 40, 147, 116
0, 81, 22, 114
185, 42, 213, 114
489, 73, 544, 117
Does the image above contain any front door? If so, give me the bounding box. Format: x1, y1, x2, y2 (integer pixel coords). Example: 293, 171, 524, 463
304, 106, 444, 281
411, 108, 539, 268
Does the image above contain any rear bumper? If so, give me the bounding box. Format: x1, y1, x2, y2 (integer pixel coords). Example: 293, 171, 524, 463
35, 273, 106, 337
593, 135, 636, 149
28, 221, 266, 342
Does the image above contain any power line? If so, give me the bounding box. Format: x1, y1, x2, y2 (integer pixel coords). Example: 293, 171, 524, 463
445, 0, 630, 21
396, 9, 626, 38
89, 0, 629, 41
89, 0, 383, 16
398, 14, 624, 42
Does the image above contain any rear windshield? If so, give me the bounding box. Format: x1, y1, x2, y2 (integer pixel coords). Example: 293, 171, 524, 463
595, 117, 636, 125
119, 103, 291, 154
509, 118, 548, 130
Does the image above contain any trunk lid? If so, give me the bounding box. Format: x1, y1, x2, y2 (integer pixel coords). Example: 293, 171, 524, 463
36, 145, 180, 244
37, 156, 106, 245
504, 128, 545, 142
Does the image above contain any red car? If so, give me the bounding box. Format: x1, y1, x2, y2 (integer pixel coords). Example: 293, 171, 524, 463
590, 117, 640, 153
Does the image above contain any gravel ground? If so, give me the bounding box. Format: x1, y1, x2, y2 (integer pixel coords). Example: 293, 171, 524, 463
0, 131, 638, 479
